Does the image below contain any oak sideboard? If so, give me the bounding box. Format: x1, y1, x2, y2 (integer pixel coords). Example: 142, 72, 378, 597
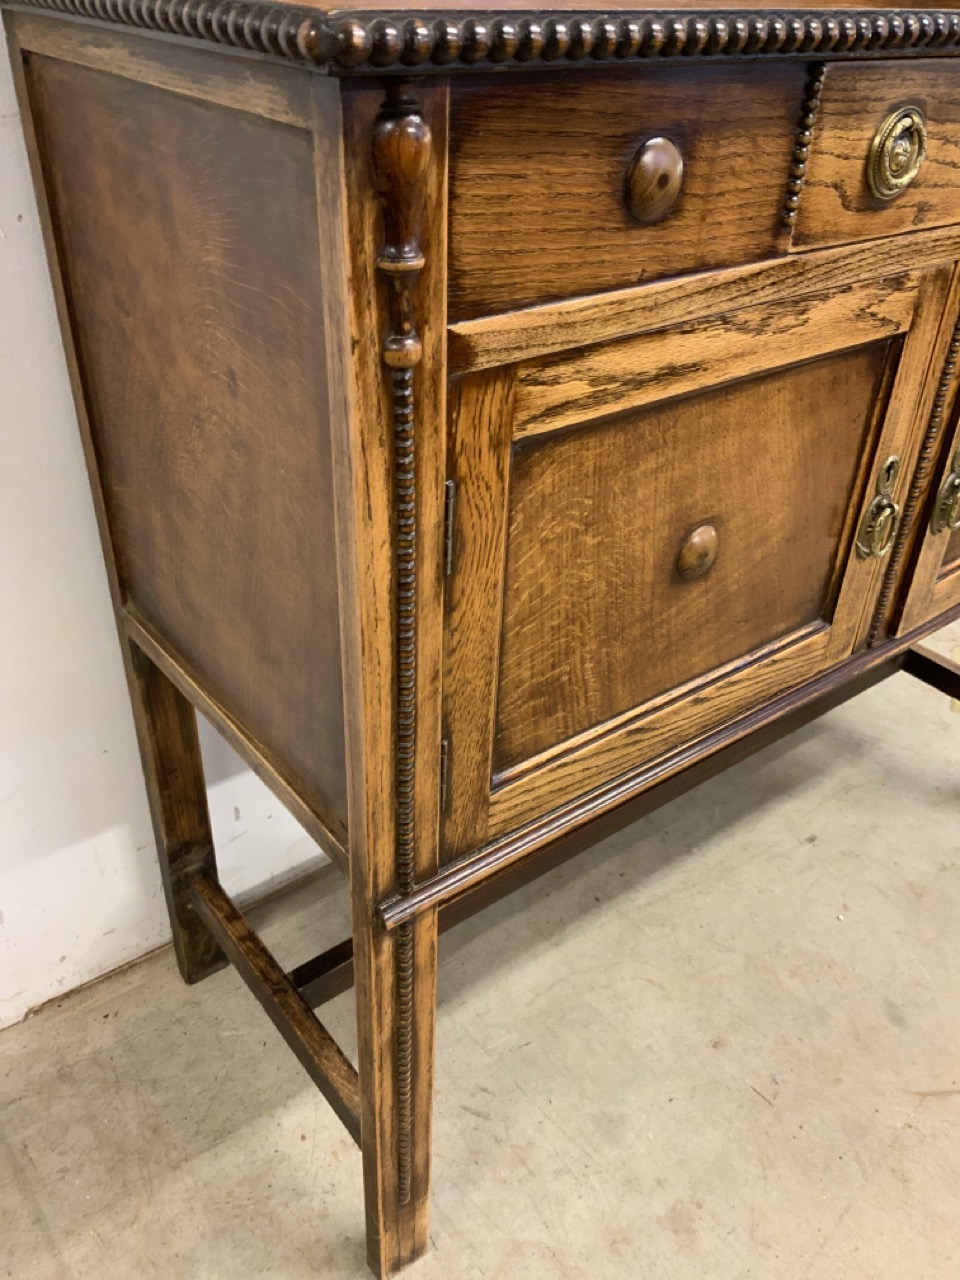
6, 0, 960, 1271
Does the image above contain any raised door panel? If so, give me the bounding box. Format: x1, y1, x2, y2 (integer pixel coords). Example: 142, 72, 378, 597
494, 347, 887, 775
442, 269, 953, 861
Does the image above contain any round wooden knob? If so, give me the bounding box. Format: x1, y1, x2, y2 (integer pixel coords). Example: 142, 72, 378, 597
677, 524, 718, 581
624, 137, 684, 225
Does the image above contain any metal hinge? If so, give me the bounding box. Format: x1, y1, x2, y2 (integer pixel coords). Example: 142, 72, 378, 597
439, 738, 449, 811
443, 479, 456, 576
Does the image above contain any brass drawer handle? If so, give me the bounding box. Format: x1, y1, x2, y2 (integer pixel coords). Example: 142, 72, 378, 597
931, 447, 960, 535
856, 455, 901, 559
624, 136, 683, 225
676, 523, 718, 581
867, 106, 927, 201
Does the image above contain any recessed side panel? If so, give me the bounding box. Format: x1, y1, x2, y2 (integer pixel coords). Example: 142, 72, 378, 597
493, 344, 891, 775
26, 54, 348, 837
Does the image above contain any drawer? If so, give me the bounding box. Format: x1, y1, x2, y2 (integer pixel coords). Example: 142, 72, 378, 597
448, 63, 807, 321
792, 60, 960, 250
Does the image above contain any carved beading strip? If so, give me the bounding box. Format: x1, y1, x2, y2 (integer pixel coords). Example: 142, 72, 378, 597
372, 85, 430, 1208
782, 61, 825, 229
9, 1, 960, 70
868, 314, 960, 646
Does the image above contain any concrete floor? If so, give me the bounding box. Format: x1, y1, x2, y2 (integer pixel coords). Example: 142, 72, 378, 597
3, 624, 960, 1280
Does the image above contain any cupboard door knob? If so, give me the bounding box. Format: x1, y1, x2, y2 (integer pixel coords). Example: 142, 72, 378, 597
931, 449, 960, 535
676, 524, 718, 581
624, 137, 683, 225
856, 455, 901, 559
867, 106, 926, 201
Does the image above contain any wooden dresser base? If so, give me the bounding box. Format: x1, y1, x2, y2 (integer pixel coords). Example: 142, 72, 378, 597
123, 602, 959, 1274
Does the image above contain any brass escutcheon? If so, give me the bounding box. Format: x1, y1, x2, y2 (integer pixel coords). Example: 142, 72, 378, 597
867, 106, 927, 201
856, 455, 901, 559
931, 446, 960, 535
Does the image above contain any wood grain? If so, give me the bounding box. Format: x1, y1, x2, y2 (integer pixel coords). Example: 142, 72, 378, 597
124, 610, 349, 873
793, 61, 960, 250
12, 12, 313, 126
334, 79, 449, 1276
513, 275, 916, 438
448, 62, 806, 320
26, 53, 350, 839
126, 645, 225, 983
441, 369, 516, 860
881, 272, 960, 638
190, 870, 362, 1144
448, 222, 960, 373
495, 345, 891, 771
382, 596, 960, 931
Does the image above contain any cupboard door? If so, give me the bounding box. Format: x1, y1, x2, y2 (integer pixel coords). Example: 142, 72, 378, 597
898, 405, 960, 636
442, 270, 952, 859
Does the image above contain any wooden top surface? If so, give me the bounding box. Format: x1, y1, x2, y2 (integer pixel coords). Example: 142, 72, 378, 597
7, 0, 960, 72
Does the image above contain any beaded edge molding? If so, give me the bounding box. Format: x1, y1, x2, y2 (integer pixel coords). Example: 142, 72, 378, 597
9, 2, 960, 71
781, 60, 824, 228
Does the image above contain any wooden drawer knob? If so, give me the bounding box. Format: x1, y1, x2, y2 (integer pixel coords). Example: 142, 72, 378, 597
676, 524, 718, 581
867, 106, 927, 201
624, 137, 683, 225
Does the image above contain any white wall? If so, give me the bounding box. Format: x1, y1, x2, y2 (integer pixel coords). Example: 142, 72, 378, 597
0, 28, 323, 1031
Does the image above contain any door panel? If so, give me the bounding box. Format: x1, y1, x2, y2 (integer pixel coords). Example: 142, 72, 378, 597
899, 408, 960, 634
494, 346, 890, 775
442, 268, 954, 860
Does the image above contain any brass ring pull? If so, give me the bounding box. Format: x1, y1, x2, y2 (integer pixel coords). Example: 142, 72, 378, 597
867, 106, 927, 201
931, 447, 960, 535
857, 455, 901, 559
624, 137, 684, 225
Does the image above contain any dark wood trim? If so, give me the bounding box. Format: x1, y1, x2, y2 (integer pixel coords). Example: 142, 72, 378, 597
781, 60, 824, 231
372, 79, 431, 1213
126, 646, 227, 984
381, 599, 960, 930
903, 641, 960, 697
189, 871, 362, 1145
7, 5, 960, 74
123, 611, 350, 875
291, 936, 356, 1007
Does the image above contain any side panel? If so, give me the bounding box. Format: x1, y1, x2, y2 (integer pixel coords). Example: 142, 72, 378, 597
23, 49, 348, 838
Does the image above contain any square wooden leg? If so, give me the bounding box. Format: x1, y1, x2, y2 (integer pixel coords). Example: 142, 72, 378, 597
125, 640, 225, 984
354, 906, 438, 1277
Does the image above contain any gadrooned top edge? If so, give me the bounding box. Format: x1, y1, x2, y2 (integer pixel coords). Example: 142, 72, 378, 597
8, 2, 960, 72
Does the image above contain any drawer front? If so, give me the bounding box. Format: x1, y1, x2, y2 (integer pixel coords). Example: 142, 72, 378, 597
448, 63, 806, 321
793, 60, 960, 250
441, 269, 953, 858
